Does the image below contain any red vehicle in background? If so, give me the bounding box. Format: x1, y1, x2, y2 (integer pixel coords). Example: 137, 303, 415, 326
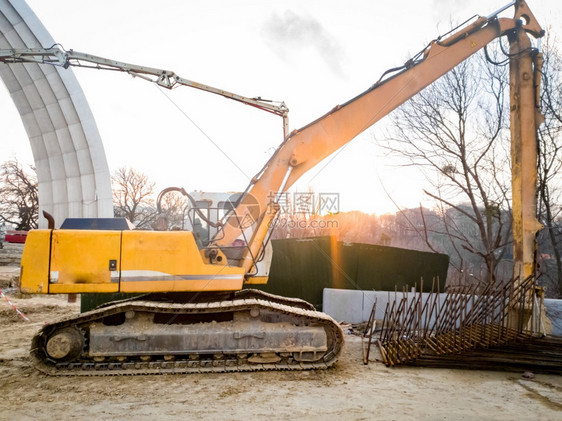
4, 230, 28, 244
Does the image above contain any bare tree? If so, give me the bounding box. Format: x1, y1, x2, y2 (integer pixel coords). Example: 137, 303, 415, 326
0, 160, 38, 230
537, 33, 562, 297
112, 167, 157, 229
380, 54, 513, 282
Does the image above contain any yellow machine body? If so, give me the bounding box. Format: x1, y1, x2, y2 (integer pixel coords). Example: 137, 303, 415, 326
20, 230, 245, 294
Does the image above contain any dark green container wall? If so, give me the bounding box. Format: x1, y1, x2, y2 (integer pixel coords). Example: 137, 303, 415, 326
338, 242, 447, 292
252, 236, 448, 310
253, 237, 334, 309
82, 236, 448, 312
81, 292, 140, 313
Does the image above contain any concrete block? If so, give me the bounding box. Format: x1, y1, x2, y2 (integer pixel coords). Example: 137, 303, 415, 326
544, 299, 562, 336
323, 289, 364, 323
324, 288, 448, 328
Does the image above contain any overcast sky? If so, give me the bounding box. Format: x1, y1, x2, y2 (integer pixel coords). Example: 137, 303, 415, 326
1, 0, 560, 214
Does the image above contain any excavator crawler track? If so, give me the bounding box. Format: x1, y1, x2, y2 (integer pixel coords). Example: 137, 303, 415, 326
31, 294, 344, 376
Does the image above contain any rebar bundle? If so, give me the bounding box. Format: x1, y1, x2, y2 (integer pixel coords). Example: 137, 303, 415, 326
368, 276, 543, 367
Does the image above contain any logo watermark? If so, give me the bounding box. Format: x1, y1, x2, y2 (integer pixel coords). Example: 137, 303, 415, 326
225, 192, 260, 229
270, 217, 339, 230
225, 191, 340, 230
266, 192, 340, 215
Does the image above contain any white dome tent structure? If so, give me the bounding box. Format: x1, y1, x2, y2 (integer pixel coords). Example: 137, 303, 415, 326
0, 0, 113, 228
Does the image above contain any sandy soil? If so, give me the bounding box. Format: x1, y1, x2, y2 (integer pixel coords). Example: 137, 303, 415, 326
1, 288, 561, 421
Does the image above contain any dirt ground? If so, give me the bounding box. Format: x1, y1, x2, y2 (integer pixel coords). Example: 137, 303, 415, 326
1, 285, 561, 420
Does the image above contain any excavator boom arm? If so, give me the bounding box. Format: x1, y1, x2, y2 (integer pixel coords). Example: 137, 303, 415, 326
214, 0, 543, 276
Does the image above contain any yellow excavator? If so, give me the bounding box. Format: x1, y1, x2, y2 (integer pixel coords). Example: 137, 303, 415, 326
0, 1, 544, 374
